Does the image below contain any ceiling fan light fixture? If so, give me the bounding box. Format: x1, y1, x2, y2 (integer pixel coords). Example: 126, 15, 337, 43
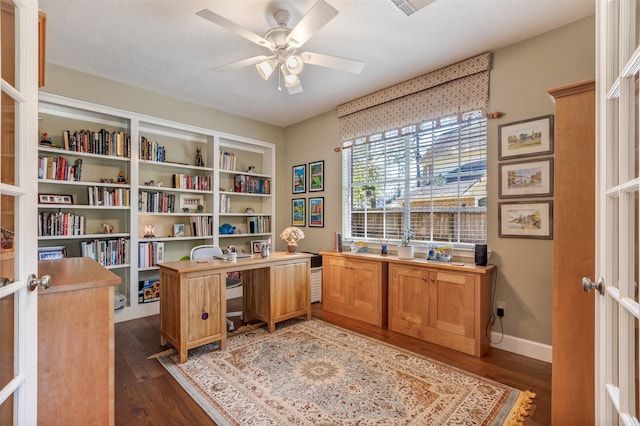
256, 58, 278, 80
285, 54, 304, 74
280, 64, 300, 87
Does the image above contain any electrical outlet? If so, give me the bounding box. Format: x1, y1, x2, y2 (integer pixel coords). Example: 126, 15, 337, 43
496, 301, 506, 316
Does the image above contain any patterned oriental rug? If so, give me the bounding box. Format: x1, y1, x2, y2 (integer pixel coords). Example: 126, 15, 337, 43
156, 319, 535, 425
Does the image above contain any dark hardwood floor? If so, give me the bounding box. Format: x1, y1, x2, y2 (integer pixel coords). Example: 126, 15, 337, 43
115, 303, 551, 425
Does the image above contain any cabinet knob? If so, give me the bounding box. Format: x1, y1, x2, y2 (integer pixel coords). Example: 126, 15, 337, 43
422, 276, 426, 282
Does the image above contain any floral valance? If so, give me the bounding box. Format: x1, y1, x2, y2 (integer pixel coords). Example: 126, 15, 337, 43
337, 53, 491, 142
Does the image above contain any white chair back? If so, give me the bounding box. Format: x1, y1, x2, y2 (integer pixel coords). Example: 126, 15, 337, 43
190, 245, 223, 260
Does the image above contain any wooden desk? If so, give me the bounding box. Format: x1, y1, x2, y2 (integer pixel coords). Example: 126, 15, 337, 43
38, 257, 121, 426
158, 252, 312, 363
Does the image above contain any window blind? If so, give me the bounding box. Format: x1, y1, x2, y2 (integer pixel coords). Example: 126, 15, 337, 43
342, 112, 487, 246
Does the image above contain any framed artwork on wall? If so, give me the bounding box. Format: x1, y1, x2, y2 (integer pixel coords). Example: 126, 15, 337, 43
308, 160, 324, 192
498, 115, 554, 160
292, 198, 306, 227
498, 200, 553, 239
498, 158, 554, 198
308, 197, 324, 228
292, 164, 306, 194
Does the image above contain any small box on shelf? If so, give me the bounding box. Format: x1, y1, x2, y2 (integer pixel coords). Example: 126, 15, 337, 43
138, 279, 160, 303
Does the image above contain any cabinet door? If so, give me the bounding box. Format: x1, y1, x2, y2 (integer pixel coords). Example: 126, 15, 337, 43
272, 262, 309, 317
389, 265, 430, 336
349, 258, 382, 313
323, 256, 350, 305
428, 270, 475, 338
186, 273, 222, 343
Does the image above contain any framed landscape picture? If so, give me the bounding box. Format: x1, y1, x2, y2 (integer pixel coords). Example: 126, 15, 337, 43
292, 164, 306, 194
308, 197, 324, 228
499, 158, 554, 198
498, 201, 553, 239
498, 115, 554, 160
292, 198, 306, 226
308, 160, 324, 192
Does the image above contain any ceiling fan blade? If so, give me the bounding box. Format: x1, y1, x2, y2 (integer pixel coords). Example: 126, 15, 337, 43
211, 55, 273, 72
287, 81, 303, 95
300, 52, 365, 74
197, 9, 273, 48
286, 0, 338, 48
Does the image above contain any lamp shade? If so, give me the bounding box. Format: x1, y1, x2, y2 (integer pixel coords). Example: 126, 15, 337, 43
280, 64, 300, 87
256, 59, 278, 80
285, 54, 304, 75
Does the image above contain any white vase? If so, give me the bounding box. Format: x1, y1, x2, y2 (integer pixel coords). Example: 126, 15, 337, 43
397, 245, 414, 259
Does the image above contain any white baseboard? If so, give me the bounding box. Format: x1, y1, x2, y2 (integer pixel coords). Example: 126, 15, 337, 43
490, 331, 552, 363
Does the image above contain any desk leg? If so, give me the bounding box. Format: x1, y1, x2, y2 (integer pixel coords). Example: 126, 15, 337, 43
179, 344, 187, 363
267, 322, 275, 333
160, 334, 167, 346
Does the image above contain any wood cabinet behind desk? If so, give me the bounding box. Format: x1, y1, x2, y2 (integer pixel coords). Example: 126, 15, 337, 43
321, 253, 388, 327
37, 258, 121, 426
389, 263, 492, 357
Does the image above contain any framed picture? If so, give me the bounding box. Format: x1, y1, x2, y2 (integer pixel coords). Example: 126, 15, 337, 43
308, 160, 324, 192
37, 245, 67, 260
498, 201, 553, 239
173, 223, 185, 237
251, 239, 268, 254
498, 115, 554, 160
308, 197, 324, 228
38, 193, 73, 205
179, 194, 204, 211
292, 198, 306, 226
292, 164, 306, 194
499, 158, 554, 198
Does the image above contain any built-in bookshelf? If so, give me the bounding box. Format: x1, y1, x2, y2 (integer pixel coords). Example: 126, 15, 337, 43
38, 92, 275, 322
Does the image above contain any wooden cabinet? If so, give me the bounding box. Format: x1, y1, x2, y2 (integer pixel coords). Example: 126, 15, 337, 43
320, 252, 493, 357
548, 80, 595, 425
37, 257, 121, 426
389, 262, 492, 357
159, 267, 226, 363
321, 253, 388, 327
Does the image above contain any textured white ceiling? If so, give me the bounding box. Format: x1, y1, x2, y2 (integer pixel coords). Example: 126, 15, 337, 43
39, 0, 594, 128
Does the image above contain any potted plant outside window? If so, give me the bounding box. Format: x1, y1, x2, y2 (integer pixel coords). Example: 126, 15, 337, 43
397, 227, 414, 259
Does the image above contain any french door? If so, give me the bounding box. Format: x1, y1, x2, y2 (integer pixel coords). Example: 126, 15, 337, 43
0, 0, 40, 424
595, 0, 640, 423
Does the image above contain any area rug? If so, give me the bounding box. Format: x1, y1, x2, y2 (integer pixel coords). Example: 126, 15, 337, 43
156, 319, 534, 425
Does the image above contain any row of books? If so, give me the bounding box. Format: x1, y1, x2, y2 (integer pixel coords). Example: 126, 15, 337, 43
234, 175, 271, 194
81, 238, 130, 267
189, 216, 213, 237
138, 241, 164, 268
38, 211, 85, 236
220, 150, 237, 171
173, 174, 211, 191
59, 129, 130, 158
88, 186, 130, 207
219, 194, 231, 213
138, 191, 176, 213
140, 136, 166, 162
38, 156, 82, 181
246, 216, 271, 234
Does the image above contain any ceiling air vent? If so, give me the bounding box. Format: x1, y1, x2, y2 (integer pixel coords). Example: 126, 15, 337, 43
389, 0, 436, 16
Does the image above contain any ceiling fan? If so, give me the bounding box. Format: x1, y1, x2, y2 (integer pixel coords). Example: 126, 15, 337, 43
196, 0, 365, 94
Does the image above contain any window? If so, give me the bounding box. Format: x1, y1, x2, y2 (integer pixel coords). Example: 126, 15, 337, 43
342, 111, 487, 247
